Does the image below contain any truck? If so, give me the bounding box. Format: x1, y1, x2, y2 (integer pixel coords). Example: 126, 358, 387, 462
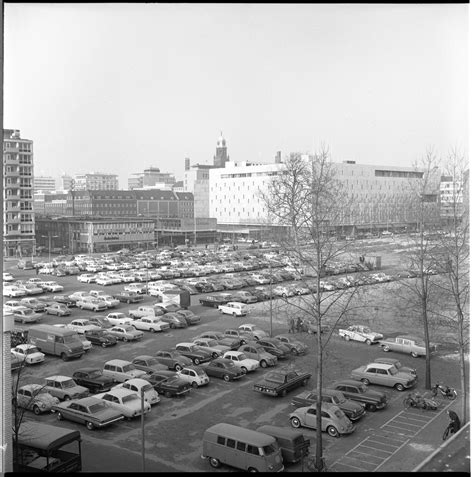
253, 369, 312, 397
161, 290, 190, 309
378, 335, 437, 358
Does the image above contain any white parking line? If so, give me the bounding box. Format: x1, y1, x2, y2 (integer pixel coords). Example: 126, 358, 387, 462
356, 444, 393, 455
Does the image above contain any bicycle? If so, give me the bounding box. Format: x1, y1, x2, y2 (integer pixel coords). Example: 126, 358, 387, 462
442, 425, 457, 441
431, 383, 457, 400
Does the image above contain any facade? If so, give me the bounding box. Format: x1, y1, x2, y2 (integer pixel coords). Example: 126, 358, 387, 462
3, 129, 36, 257
34, 192, 68, 216
213, 132, 230, 167
128, 166, 176, 190
66, 190, 136, 216
183, 161, 213, 218
35, 216, 156, 254
60, 174, 73, 191
135, 190, 193, 219
209, 157, 441, 238
439, 173, 468, 222
33, 176, 56, 193
156, 217, 217, 245
74, 172, 118, 191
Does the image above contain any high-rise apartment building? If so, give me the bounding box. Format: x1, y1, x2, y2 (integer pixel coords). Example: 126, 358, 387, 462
3, 129, 36, 257
128, 166, 176, 190
34, 176, 56, 192
74, 172, 119, 190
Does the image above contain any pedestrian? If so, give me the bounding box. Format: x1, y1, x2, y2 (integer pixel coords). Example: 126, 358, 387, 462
35, 266, 39, 275
296, 317, 302, 333
288, 317, 295, 334
447, 410, 461, 433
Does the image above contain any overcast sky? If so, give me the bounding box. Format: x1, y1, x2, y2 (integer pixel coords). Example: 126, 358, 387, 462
4, 4, 468, 188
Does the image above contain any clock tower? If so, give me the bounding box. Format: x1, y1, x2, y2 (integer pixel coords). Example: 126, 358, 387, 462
213, 131, 230, 168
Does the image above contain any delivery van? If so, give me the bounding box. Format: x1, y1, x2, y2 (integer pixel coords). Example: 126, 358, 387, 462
217, 302, 249, 317
202, 423, 284, 472
28, 325, 85, 361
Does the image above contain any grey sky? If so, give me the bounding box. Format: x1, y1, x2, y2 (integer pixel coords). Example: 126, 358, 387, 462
4, 4, 468, 188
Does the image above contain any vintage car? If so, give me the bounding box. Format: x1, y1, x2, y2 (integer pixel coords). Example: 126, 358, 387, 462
176, 366, 210, 388
77, 274, 97, 283
160, 312, 188, 329
112, 378, 160, 405
102, 359, 148, 383
154, 350, 193, 371
274, 335, 309, 355
194, 331, 240, 350
256, 338, 292, 359
373, 357, 417, 376
45, 303, 71, 316
19, 298, 46, 312
238, 343, 278, 368
107, 325, 144, 342
238, 324, 269, 340
222, 351, 259, 374
13, 307, 42, 324
88, 316, 114, 329
379, 335, 437, 358
113, 291, 144, 304
52, 295, 76, 307
84, 329, 117, 347
72, 368, 115, 394
42, 281, 64, 292
16, 384, 59, 415
223, 329, 256, 346
76, 297, 108, 312
350, 362, 417, 391
192, 338, 230, 359
11, 344, 45, 365
95, 295, 120, 308
289, 403, 355, 437
44, 375, 90, 401
106, 312, 133, 326
131, 316, 170, 333
175, 342, 213, 365
145, 371, 191, 398
67, 319, 101, 334
254, 368, 312, 397
95, 388, 151, 418
53, 396, 125, 430
176, 310, 201, 326
338, 325, 384, 345
201, 358, 245, 382
131, 355, 168, 374
291, 388, 366, 421
198, 294, 230, 308
329, 379, 387, 412
3, 286, 27, 298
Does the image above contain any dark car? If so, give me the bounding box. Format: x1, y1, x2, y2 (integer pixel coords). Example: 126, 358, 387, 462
88, 316, 114, 329
132, 355, 169, 374
155, 349, 193, 371
176, 310, 201, 326
291, 388, 366, 421
160, 312, 188, 329
113, 291, 143, 304
84, 329, 117, 348
329, 379, 387, 412
72, 368, 115, 394
199, 295, 230, 308
201, 358, 245, 382
257, 338, 292, 359
146, 371, 191, 397
175, 343, 213, 365
52, 295, 76, 307
248, 288, 271, 301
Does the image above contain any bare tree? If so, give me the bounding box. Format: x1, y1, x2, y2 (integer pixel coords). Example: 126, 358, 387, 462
261, 147, 360, 471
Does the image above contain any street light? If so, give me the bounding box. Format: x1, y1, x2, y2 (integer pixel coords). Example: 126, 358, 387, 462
41, 233, 59, 262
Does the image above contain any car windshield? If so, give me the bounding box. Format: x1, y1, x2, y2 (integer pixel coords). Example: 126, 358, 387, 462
89, 402, 107, 413
122, 326, 134, 332
214, 332, 224, 339
122, 364, 135, 372
142, 384, 153, 392
122, 394, 139, 403
262, 443, 277, 455
194, 369, 206, 376
62, 380, 76, 388
22, 309, 34, 315
146, 358, 160, 366
26, 347, 40, 354
64, 335, 78, 344
88, 370, 102, 378
359, 384, 368, 392
235, 354, 245, 361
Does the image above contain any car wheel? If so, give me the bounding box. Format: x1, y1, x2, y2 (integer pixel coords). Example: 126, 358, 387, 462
383, 346, 390, 352
63, 395, 71, 401
33, 405, 41, 415
232, 312, 237, 317
411, 352, 419, 358
101, 342, 108, 348
170, 324, 175, 329
260, 360, 268, 368
174, 364, 182, 371
150, 328, 156, 333
366, 403, 377, 412
241, 367, 248, 374
223, 374, 231, 382
86, 421, 95, 431
209, 457, 221, 468
123, 337, 128, 342
164, 391, 172, 398
395, 383, 405, 392
248, 467, 258, 473
301, 379, 308, 387
290, 417, 301, 428
291, 348, 298, 355
61, 353, 68, 361
56, 412, 63, 421
281, 389, 287, 397
327, 425, 340, 437
344, 335, 350, 342
365, 339, 372, 346
361, 378, 370, 385
193, 358, 200, 365
191, 381, 198, 388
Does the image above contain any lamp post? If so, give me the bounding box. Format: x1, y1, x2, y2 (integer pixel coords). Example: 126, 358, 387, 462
41, 233, 59, 262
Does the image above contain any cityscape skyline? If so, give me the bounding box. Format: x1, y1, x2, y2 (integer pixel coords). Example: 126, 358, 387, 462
4, 4, 468, 189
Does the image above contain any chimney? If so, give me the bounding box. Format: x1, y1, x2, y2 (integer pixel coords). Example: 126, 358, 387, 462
275, 151, 282, 163
185, 158, 190, 171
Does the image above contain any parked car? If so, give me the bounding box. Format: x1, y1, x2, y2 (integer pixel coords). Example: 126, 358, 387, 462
13, 307, 42, 324
52, 295, 76, 307
373, 357, 417, 376
329, 379, 387, 412
238, 343, 278, 368
193, 331, 240, 350
18, 283, 43, 295
72, 368, 115, 393
53, 396, 124, 430
222, 351, 259, 374
76, 298, 108, 312
16, 384, 59, 415
338, 325, 384, 345
67, 319, 101, 334
201, 358, 245, 382
107, 325, 144, 342
68, 291, 92, 302
199, 295, 230, 308
350, 362, 417, 391
145, 371, 191, 398
112, 378, 160, 405
132, 316, 170, 333
3, 286, 27, 298
84, 329, 117, 347
175, 342, 213, 365
19, 297, 46, 312
274, 335, 308, 355
256, 338, 292, 359
289, 403, 355, 437
42, 281, 64, 293
379, 335, 437, 358
160, 312, 188, 329
43, 375, 90, 401
45, 303, 71, 316
102, 359, 147, 383
217, 302, 249, 317
193, 338, 230, 359
232, 290, 258, 304
11, 344, 45, 365
77, 274, 97, 283
254, 368, 311, 397
154, 349, 193, 371
94, 388, 151, 419
131, 355, 168, 374
238, 324, 269, 340
177, 366, 210, 388
88, 316, 114, 329
176, 310, 201, 326
3, 272, 15, 282
95, 295, 120, 308
113, 291, 143, 304
106, 312, 133, 326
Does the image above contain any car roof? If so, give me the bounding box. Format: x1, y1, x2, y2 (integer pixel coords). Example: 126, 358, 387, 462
334, 379, 366, 386
73, 396, 104, 406
366, 363, 393, 370
20, 383, 44, 391
74, 367, 103, 373
104, 388, 137, 397
105, 359, 133, 365
133, 355, 155, 360
176, 342, 196, 347
15, 344, 38, 349
46, 375, 74, 382
119, 378, 149, 386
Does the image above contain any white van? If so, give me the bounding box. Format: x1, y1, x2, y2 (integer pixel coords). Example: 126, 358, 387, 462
217, 302, 249, 317
202, 423, 284, 472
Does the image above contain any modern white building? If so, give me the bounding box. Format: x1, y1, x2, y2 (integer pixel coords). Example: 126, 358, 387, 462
74, 172, 119, 191
33, 176, 56, 193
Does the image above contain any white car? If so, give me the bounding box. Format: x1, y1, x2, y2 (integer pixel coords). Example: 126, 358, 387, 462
118, 272, 135, 283
18, 283, 43, 295
89, 290, 108, 298
13, 307, 43, 324
11, 344, 45, 365
176, 366, 210, 388
106, 312, 133, 326
77, 274, 97, 283
238, 324, 270, 340
192, 338, 230, 359
95, 295, 120, 308
217, 302, 249, 317
42, 281, 64, 292
112, 378, 160, 405
124, 283, 148, 294
95, 276, 116, 286
95, 388, 151, 418
3, 300, 22, 313
338, 325, 384, 345
3, 272, 14, 282
3, 286, 27, 298
222, 351, 259, 373
131, 316, 170, 333
67, 319, 101, 334
69, 291, 92, 301
76, 298, 108, 312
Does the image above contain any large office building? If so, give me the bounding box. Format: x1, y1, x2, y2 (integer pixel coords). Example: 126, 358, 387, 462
33, 176, 56, 193
3, 129, 36, 257
439, 173, 469, 223
209, 156, 441, 239
74, 172, 119, 191
128, 166, 176, 190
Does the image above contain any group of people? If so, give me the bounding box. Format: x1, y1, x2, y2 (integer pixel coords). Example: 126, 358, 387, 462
287, 316, 303, 333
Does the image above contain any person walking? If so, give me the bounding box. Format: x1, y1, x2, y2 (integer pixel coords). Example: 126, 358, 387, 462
296, 317, 302, 333
288, 317, 295, 334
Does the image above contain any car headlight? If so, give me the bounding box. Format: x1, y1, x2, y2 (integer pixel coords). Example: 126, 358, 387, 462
40, 402, 46, 408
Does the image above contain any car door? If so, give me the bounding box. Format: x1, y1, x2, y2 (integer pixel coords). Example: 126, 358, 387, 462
18, 389, 29, 408
375, 368, 391, 385
304, 407, 317, 429
364, 367, 380, 385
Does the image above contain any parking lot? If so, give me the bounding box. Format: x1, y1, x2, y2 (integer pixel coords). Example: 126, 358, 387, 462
5, 241, 465, 472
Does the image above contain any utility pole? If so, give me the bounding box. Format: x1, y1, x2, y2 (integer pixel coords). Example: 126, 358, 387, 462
141, 388, 145, 471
